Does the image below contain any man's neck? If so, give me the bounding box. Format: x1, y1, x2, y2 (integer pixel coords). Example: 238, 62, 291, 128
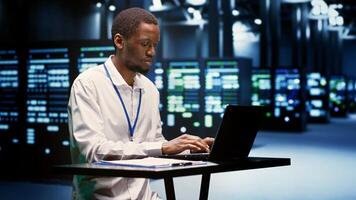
111, 55, 135, 87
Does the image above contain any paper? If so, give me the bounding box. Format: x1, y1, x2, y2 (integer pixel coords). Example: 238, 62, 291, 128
96, 157, 206, 168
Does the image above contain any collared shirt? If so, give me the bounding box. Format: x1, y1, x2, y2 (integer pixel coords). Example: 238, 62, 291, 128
68, 56, 166, 200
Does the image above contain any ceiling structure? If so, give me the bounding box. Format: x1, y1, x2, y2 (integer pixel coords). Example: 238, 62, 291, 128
147, 0, 356, 38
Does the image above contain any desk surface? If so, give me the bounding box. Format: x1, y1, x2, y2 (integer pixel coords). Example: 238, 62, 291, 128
53, 157, 291, 179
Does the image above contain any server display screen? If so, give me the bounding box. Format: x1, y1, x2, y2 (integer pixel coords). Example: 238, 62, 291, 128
354, 80, 356, 112
153, 62, 164, 111
166, 61, 201, 137
354, 80, 356, 110
77, 46, 115, 73
26, 48, 70, 164
306, 73, 328, 118
329, 76, 347, 114
0, 49, 20, 167
149, 61, 166, 126
251, 69, 272, 107
204, 60, 238, 131
0, 50, 19, 136
347, 79, 355, 112
274, 69, 301, 123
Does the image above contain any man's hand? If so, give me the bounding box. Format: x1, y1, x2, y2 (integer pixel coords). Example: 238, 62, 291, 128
161, 134, 215, 155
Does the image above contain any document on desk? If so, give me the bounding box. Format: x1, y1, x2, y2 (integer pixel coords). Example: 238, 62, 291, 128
96, 157, 207, 168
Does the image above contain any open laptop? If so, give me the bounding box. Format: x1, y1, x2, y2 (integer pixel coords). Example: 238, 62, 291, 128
159, 105, 266, 161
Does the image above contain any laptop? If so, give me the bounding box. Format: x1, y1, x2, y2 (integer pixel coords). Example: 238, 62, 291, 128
159, 105, 266, 162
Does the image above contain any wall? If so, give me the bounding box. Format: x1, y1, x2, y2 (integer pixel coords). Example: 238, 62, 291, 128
0, 0, 107, 43
162, 25, 198, 59
0, 0, 20, 43
28, 0, 102, 41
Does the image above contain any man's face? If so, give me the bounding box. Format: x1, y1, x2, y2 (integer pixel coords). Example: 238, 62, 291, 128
121, 22, 160, 74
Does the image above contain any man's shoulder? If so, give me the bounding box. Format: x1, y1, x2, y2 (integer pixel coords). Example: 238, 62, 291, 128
74, 65, 105, 84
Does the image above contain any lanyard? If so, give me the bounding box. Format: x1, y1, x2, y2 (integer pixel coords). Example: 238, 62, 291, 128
103, 63, 142, 141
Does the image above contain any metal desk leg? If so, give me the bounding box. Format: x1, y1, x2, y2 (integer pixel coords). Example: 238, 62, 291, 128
199, 173, 211, 200
164, 177, 176, 200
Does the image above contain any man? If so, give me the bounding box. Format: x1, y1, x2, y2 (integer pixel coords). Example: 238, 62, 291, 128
68, 7, 214, 200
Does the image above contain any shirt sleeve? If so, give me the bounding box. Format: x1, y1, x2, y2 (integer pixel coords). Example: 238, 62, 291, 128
68, 78, 165, 163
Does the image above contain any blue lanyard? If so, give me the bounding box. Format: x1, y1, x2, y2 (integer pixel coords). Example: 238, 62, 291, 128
103, 63, 142, 141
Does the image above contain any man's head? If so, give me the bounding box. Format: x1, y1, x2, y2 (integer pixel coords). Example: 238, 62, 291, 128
111, 7, 160, 74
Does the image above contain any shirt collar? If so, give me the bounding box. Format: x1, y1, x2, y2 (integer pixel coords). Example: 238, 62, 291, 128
104, 55, 145, 90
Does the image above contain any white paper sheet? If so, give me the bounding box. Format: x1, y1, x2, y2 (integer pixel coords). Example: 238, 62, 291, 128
97, 157, 206, 168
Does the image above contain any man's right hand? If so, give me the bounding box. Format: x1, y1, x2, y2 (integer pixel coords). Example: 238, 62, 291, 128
161, 134, 214, 155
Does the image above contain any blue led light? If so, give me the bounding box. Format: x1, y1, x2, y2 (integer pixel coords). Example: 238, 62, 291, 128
26, 128, 35, 144
62, 140, 70, 146
0, 124, 9, 130
167, 114, 175, 127
45, 148, 51, 155
47, 125, 59, 132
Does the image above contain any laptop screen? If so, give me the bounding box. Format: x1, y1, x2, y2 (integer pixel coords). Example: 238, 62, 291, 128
158, 105, 266, 161
209, 105, 266, 161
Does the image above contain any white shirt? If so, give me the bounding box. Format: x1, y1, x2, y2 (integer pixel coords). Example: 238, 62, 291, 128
68, 56, 166, 200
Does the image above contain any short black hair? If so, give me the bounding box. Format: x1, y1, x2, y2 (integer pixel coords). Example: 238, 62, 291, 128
111, 7, 158, 41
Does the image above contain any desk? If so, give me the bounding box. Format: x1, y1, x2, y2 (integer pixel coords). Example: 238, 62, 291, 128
53, 157, 290, 200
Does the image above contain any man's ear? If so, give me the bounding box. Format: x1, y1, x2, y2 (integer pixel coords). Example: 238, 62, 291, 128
114, 33, 124, 50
